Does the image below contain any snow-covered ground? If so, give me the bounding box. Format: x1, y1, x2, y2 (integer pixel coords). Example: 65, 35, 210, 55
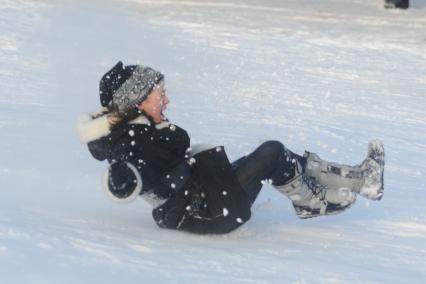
1, 0, 426, 283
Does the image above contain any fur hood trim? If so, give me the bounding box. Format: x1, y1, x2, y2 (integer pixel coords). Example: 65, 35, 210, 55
77, 109, 111, 143
129, 115, 171, 130
77, 109, 171, 143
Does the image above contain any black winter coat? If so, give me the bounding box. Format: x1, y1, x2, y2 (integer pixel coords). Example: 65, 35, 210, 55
80, 113, 251, 234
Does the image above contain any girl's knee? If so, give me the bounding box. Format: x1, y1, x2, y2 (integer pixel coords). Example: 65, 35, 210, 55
257, 140, 285, 161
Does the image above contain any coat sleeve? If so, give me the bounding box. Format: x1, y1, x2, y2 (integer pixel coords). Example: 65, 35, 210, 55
87, 137, 110, 161
152, 147, 251, 234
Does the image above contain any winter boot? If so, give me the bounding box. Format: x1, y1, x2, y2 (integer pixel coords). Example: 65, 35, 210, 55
304, 140, 385, 200
274, 174, 356, 219
273, 158, 356, 219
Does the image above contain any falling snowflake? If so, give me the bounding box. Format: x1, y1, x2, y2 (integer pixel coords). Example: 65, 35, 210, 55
223, 208, 229, 216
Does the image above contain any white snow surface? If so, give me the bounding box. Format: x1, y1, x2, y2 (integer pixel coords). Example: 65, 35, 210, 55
1, 0, 426, 283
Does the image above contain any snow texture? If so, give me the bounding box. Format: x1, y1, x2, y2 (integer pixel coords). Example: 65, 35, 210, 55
1, 0, 426, 283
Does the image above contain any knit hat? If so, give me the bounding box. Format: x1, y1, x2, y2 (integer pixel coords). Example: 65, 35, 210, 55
99, 61, 164, 113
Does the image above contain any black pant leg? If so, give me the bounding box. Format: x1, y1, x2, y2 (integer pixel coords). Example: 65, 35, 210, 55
232, 141, 304, 206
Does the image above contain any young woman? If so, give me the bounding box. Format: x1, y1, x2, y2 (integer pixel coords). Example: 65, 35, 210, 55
77, 62, 385, 235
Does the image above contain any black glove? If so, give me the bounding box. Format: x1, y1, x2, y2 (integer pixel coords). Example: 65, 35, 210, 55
105, 161, 142, 201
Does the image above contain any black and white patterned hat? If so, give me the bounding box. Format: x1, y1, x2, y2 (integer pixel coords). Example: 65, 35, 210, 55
99, 61, 164, 113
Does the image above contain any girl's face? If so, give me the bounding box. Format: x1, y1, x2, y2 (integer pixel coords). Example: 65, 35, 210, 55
138, 80, 169, 123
